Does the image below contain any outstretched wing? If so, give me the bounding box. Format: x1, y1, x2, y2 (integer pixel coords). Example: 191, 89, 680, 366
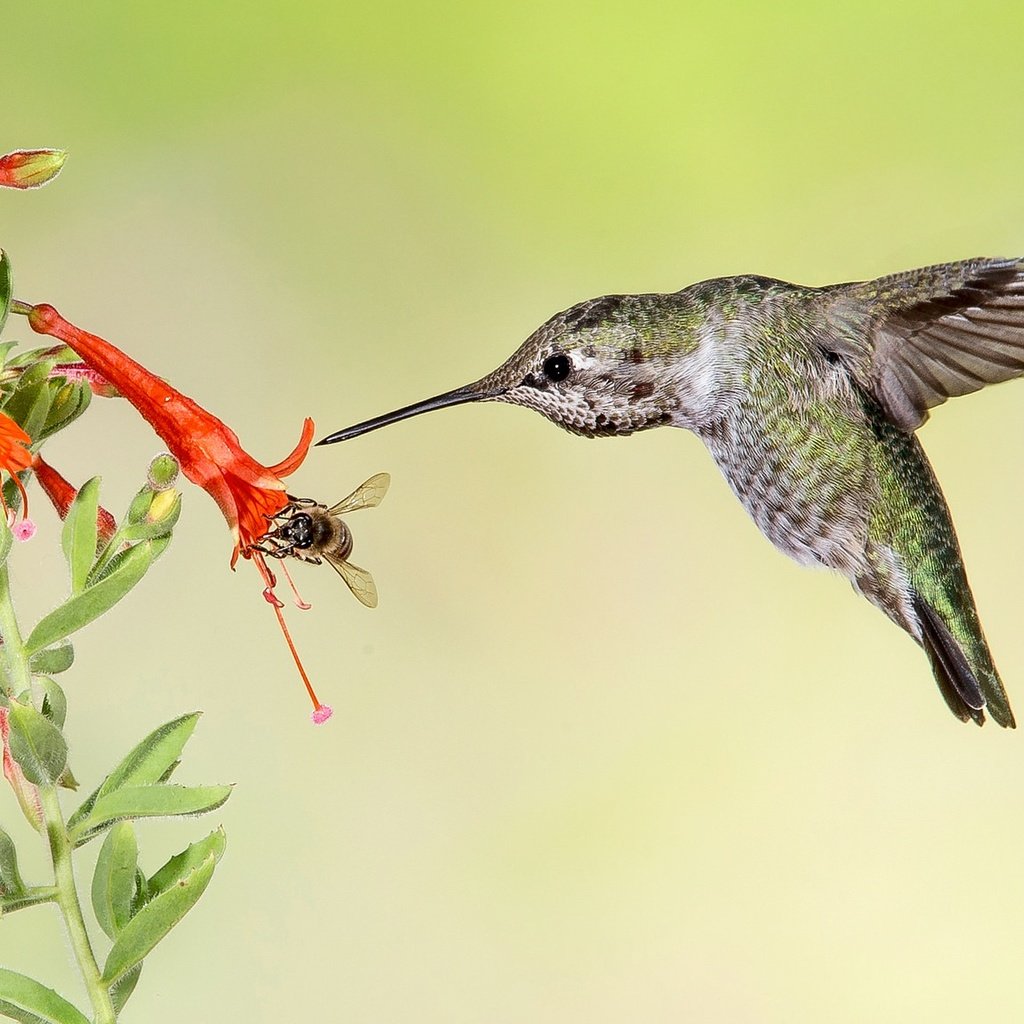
328, 472, 391, 517
325, 552, 379, 608
829, 257, 1024, 430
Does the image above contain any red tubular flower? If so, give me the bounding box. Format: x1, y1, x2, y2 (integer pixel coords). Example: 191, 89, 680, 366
24, 303, 331, 722
26, 304, 310, 566
32, 453, 118, 543
0, 410, 32, 519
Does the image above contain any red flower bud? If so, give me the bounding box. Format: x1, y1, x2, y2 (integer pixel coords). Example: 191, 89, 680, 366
0, 149, 67, 190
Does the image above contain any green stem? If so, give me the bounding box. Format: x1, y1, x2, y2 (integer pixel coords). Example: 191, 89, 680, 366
0, 560, 116, 1021
0, 563, 31, 697
40, 786, 117, 1024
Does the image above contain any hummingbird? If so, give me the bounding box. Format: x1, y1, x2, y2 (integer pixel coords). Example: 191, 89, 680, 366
320, 256, 1024, 728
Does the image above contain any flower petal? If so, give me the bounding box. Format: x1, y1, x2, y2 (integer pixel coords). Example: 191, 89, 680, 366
266, 417, 314, 478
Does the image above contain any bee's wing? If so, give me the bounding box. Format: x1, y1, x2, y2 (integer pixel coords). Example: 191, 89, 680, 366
325, 552, 379, 608
327, 472, 391, 517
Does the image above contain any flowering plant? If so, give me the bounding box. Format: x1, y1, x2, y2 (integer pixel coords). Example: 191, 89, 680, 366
0, 149, 384, 1022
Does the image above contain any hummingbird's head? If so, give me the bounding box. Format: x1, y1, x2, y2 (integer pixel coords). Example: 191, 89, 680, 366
319, 292, 712, 445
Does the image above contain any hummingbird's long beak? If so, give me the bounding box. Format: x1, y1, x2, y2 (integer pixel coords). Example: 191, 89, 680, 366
317, 382, 504, 445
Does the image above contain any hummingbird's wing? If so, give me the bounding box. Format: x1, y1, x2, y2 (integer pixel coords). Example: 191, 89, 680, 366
830, 256, 1024, 431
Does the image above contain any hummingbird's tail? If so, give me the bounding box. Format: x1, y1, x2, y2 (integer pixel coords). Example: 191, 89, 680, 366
913, 595, 1015, 728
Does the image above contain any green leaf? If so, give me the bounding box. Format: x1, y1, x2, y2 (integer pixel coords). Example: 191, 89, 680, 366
68, 713, 200, 833
38, 381, 91, 442
70, 784, 232, 846
148, 828, 227, 898
97, 713, 200, 798
29, 643, 75, 677
0, 968, 90, 1024
0, 826, 25, 897
0, 251, 10, 336
20, 384, 54, 444
2, 886, 57, 915
24, 541, 154, 655
83, 539, 140, 587
37, 678, 68, 730
130, 868, 149, 916
2, 360, 55, 437
6, 702, 67, 786
101, 854, 216, 986
61, 478, 101, 594
0, 341, 19, 369
91, 822, 138, 940
109, 964, 141, 1015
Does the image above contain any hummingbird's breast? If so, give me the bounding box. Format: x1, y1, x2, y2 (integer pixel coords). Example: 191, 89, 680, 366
697, 330, 876, 577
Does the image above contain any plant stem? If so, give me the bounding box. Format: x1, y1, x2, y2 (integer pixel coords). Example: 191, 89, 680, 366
40, 785, 117, 1024
0, 560, 116, 1021
0, 563, 31, 697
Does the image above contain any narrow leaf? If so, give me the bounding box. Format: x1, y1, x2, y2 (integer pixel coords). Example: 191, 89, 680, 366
0, 826, 25, 896
6, 702, 67, 786
70, 784, 232, 846
29, 644, 75, 677
109, 964, 142, 1015
91, 822, 138, 940
0, 968, 90, 1024
101, 854, 216, 985
67, 712, 199, 832
24, 541, 153, 655
148, 828, 226, 898
61, 478, 100, 594
0, 251, 10, 336
97, 713, 200, 797
20, 384, 54, 445
2, 886, 57, 914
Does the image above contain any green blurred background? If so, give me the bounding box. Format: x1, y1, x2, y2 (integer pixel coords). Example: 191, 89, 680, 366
2, 2, 1024, 1020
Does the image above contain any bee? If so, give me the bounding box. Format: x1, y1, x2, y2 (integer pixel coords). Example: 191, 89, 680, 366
254, 472, 390, 607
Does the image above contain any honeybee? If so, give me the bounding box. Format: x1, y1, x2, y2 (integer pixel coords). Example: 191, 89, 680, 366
255, 472, 390, 607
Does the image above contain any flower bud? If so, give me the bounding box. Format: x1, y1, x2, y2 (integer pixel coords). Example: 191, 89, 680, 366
146, 488, 180, 525
0, 149, 67, 190
147, 453, 180, 490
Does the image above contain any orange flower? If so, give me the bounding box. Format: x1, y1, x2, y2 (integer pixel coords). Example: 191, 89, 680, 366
0, 410, 32, 519
25, 304, 311, 566
23, 302, 330, 722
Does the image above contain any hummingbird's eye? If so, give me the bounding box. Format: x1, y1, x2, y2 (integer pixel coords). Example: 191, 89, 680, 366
542, 353, 572, 383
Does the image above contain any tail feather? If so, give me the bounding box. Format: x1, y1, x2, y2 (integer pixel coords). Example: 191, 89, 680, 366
914, 596, 1015, 728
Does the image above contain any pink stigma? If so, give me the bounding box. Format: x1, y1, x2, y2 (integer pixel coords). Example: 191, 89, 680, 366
311, 704, 333, 725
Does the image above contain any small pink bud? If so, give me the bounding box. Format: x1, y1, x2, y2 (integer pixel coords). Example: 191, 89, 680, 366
311, 704, 333, 725
13, 518, 36, 542
0, 149, 67, 189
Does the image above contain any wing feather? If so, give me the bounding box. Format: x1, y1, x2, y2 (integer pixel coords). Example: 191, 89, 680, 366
830, 257, 1024, 429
